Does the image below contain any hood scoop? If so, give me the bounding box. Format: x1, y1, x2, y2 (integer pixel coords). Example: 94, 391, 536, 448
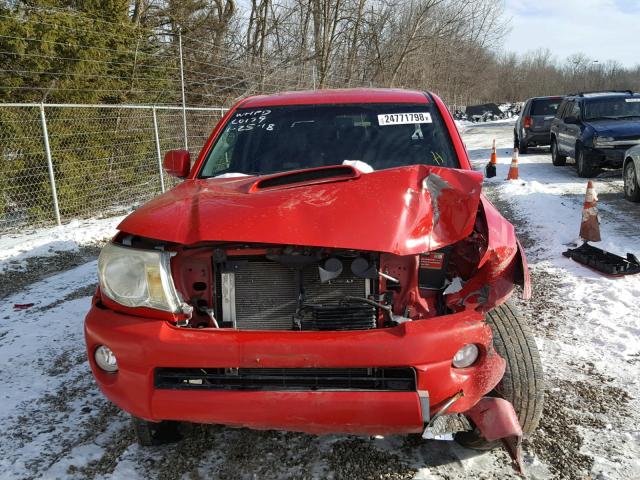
252, 165, 359, 191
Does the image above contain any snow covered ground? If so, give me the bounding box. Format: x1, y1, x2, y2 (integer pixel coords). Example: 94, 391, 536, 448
0, 119, 638, 479
463, 121, 640, 479
0, 216, 124, 274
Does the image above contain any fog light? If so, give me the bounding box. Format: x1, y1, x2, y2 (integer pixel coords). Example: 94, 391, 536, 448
94, 345, 118, 372
452, 344, 479, 368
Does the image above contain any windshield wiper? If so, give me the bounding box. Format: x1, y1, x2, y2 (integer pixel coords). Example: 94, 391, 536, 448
615, 115, 640, 119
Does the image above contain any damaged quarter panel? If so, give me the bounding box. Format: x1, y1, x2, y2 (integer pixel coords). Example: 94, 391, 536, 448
445, 196, 526, 312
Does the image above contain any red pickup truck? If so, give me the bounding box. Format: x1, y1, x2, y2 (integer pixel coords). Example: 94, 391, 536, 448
84, 88, 543, 470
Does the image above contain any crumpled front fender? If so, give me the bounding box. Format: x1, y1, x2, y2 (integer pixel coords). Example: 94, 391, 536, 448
465, 397, 522, 441
465, 396, 524, 473
514, 239, 532, 300
446, 196, 531, 311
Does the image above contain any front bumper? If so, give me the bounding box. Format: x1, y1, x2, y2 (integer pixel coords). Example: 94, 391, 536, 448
586, 146, 627, 167
84, 302, 506, 435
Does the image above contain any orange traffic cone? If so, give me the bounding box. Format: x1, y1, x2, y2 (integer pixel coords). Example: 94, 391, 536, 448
579, 181, 601, 242
490, 139, 497, 165
485, 139, 498, 178
506, 148, 519, 180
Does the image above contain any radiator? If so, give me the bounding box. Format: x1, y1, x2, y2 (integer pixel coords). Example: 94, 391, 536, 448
221, 259, 373, 330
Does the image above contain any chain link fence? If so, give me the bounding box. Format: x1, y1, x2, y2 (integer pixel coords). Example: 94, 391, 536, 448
0, 104, 226, 233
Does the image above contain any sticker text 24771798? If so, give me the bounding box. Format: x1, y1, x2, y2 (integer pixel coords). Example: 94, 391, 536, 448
378, 112, 432, 126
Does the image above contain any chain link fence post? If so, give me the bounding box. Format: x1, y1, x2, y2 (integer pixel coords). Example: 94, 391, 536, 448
0, 103, 224, 234
152, 106, 166, 193
39, 104, 61, 226
178, 28, 189, 152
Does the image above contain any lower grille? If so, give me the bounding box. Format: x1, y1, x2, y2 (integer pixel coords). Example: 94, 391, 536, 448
155, 367, 416, 391
305, 305, 376, 331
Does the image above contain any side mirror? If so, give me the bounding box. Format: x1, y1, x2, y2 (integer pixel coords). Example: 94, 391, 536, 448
564, 116, 579, 124
163, 150, 191, 178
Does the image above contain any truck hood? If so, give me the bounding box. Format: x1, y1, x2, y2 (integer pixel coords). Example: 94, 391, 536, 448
586, 119, 640, 137
118, 165, 483, 255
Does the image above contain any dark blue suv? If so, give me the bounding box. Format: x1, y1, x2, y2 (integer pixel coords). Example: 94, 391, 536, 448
550, 91, 640, 177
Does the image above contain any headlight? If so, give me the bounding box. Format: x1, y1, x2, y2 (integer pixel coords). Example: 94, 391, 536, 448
98, 242, 183, 313
594, 136, 615, 147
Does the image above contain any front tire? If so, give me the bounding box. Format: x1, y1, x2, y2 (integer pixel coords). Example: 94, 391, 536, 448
455, 303, 544, 450
132, 417, 185, 446
576, 146, 597, 178
551, 138, 566, 166
624, 161, 640, 202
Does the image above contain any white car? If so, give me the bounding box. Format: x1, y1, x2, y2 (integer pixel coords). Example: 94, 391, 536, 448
623, 145, 640, 202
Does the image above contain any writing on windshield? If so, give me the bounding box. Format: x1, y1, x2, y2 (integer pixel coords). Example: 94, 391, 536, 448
199, 103, 458, 177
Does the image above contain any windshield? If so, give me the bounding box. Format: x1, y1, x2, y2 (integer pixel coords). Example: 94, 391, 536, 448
199, 103, 458, 177
583, 97, 640, 120
530, 98, 561, 116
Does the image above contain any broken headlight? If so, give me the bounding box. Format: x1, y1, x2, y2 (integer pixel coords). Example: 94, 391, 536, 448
98, 242, 183, 313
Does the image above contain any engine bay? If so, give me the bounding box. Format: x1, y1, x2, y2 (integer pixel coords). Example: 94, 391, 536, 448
109, 207, 503, 331
165, 242, 475, 330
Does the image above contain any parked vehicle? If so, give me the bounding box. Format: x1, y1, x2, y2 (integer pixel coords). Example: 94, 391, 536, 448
550, 91, 640, 177
84, 89, 542, 468
502, 102, 522, 118
453, 109, 467, 121
465, 103, 504, 122
514, 96, 563, 153
623, 144, 640, 202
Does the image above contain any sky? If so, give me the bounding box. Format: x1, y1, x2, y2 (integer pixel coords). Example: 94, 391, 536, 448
503, 0, 640, 68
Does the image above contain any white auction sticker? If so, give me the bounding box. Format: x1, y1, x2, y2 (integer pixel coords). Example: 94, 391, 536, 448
625, 98, 640, 103
378, 112, 432, 126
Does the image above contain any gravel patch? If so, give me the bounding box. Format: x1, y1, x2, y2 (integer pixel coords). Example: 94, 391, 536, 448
5, 370, 121, 479
528, 372, 631, 480
510, 267, 567, 339
46, 349, 87, 377
70, 423, 135, 479
35, 283, 98, 314
0, 243, 103, 299
328, 438, 417, 480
